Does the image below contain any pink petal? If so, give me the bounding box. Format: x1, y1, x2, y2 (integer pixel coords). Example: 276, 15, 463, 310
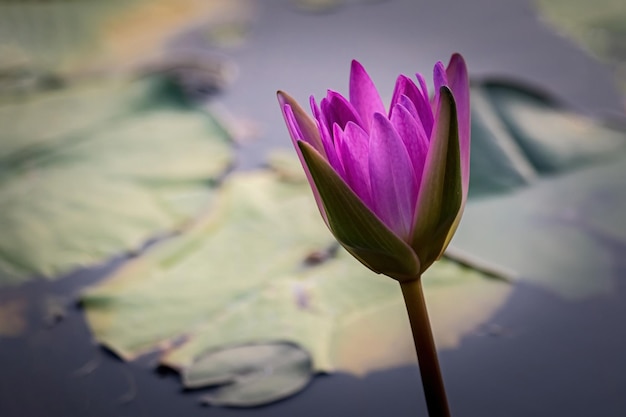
398, 93, 419, 120
349, 60, 386, 133
415, 73, 430, 105
390, 103, 429, 202
432, 61, 448, 114
277, 90, 325, 157
283, 105, 312, 151
398, 93, 429, 142
433, 61, 448, 90
277, 96, 328, 225
335, 121, 372, 208
311, 95, 345, 178
332, 123, 347, 174
368, 113, 417, 240
320, 90, 364, 132
390, 75, 434, 137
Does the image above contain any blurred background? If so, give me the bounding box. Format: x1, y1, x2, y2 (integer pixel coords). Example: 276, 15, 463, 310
0, 0, 625, 416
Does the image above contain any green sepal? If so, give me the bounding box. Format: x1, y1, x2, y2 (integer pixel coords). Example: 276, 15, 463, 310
410, 86, 462, 273
299, 141, 420, 281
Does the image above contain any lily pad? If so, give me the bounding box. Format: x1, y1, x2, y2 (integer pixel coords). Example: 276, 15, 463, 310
481, 80, 626, 173
0, 0, 252, 75
453, 154, 626, 299
184, 342, 312, 407
0, 77, 232, 285
458, 80, 626, 298
82, 170, 511, 405
467, 81, 626, 197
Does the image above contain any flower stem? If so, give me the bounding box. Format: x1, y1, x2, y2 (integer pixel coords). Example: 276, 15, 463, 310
400, 278, 451, 417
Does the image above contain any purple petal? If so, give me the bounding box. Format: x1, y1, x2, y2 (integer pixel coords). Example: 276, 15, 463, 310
311, 95, 345, 178
349, 60, 386, 133
390, 75, 434, 137
415, 73, 430, 105
368, 113, 417, 240
277, 90, 325, 157
433, 61, 448, 89
390, 103, 428, 203
320, 90, 364, 132
335, 121, 372, 208
396, 95, 431, 147
432, 61, 448, 114
398, 94, 419, 120
277, 92, 328, 224
414, 72, 433, 137
446, 53, 471, 196
331, 123, 347, 174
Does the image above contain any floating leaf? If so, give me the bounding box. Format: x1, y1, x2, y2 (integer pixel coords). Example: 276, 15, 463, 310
467, 81, 626, 197
457, 80, 626, 298
184, 342, 312, 407
454, 154, 626, 299
481, 81, 626, 173
81, 171, 511, 406
0, 77, 232, 285
0, 0, 253, 74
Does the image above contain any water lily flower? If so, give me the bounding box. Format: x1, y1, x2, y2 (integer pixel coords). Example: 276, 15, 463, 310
277, 54, 470, 282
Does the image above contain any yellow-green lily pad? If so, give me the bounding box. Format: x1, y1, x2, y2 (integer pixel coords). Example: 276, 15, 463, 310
81, 170, 511, 406
0, 77, 232, 285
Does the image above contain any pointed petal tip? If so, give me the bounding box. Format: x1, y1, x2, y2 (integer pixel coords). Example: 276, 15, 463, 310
276, 90, 286, 106
351, 59, 364, 69
447, 53, 469, 80
449, 52, 466, 65
433, 62, 450, 97
277, 90, 293, 107
370, 111, 395, 132
372, 111, 387, 123
349, 59, 386, 130
277, 90, 297, 109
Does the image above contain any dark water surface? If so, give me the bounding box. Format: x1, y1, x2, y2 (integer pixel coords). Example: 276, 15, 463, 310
2, 0, 626, 416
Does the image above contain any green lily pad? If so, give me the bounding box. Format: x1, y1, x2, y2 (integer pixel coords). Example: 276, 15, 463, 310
184, 342, 312, 407
482, 81, 626, 173
454, 154, 626, 298
468, 84, 538, 197
0, 77, 232, 285
81, 170, 511, 405
0, 0, 252, 76
468, 81, 626, 197
459, 80, 626, 298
